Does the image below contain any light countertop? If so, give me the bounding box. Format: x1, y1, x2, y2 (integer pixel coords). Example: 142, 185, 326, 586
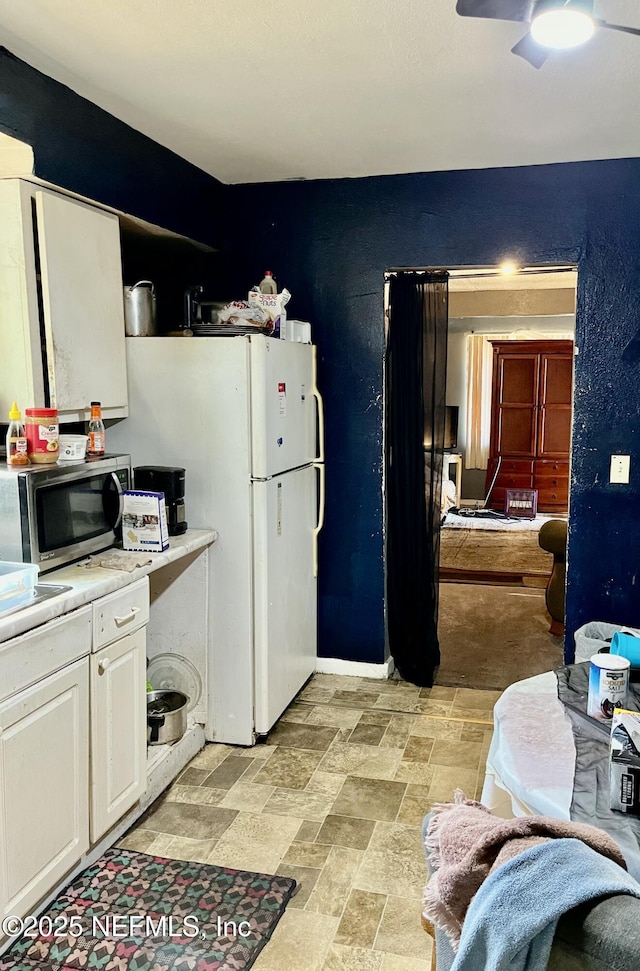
0, 528, 217, 644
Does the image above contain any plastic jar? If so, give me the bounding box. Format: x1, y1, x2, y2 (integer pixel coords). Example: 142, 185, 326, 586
25, 407, 59, 463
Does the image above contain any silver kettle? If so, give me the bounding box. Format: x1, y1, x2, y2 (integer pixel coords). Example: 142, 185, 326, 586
123, 281, 157, 337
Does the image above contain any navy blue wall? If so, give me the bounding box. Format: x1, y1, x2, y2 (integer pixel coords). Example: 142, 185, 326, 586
227, 162, 640, 664
3, 47, 640, 668
0, 47, 225, 246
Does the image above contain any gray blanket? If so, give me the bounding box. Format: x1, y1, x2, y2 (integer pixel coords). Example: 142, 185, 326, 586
556, 663, 640, 879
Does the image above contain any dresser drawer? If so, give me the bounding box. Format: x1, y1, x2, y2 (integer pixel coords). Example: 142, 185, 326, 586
537, 487, 569, 507
92, 576, 149, 651
494, 458, 534, 475
534, 472, 568, 490
535, 460, 569, 475
495, 473, 534, 490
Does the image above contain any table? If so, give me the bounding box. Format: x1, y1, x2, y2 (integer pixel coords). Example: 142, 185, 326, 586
482, 669, 640, 881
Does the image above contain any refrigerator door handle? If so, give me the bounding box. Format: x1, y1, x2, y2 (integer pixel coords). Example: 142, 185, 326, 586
312, 345, 325, 462
312, 461, 326, 578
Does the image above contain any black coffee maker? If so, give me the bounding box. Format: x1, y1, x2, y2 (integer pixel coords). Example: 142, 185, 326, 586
133, 466, 187, 536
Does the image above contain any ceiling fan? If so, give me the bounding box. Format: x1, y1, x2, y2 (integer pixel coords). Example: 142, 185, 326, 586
456, 0, 640, 68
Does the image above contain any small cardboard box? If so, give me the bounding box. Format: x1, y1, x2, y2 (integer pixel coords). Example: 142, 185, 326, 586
248, 290, 288, 338
610, 707, 640, 815
121, 491, 169, 553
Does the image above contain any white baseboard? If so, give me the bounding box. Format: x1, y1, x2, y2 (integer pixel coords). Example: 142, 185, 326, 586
315, 656, 395, 679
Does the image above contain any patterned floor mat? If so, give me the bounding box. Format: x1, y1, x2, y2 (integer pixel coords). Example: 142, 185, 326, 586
0, 847, 296, 971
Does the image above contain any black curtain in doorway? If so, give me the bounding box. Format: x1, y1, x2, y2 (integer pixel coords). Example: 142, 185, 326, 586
385, 270, 448, 686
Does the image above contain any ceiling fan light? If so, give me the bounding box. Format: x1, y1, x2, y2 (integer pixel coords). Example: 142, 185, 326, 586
530, 9, 595, 49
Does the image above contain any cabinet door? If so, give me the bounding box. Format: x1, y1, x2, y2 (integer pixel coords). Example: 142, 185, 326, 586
0, 659, 89, 927
537, 352, 573, 458
35, 189, 128, 421
91, 628, 146, 843
491, 352, 539, 457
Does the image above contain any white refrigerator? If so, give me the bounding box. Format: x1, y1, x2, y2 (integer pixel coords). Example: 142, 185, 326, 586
108, 334, 325, 745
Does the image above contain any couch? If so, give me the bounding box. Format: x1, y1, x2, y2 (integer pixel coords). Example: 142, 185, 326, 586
422, 812, 640, 970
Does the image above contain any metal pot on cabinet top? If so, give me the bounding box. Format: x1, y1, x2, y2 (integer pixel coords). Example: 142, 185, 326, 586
123, 280, 157, 337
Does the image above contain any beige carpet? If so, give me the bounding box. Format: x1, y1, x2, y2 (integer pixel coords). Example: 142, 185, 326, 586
440, 527, 553, 582
436, 582, 564, 691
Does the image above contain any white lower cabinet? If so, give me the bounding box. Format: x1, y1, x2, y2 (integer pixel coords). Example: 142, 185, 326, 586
0, 658, 90, 925
90, 627, 147, 843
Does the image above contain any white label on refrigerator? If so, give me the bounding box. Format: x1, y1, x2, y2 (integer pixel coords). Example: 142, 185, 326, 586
278, 381, 287, 416
277, 482, 283, 535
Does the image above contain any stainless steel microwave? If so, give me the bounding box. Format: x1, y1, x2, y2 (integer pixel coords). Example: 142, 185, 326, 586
0, 454, 131, 573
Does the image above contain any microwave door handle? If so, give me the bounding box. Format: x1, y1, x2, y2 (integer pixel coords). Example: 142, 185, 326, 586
107, 471, 124, 529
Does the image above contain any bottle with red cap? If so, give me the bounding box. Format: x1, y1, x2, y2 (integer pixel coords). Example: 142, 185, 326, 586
259, 271, 277, 294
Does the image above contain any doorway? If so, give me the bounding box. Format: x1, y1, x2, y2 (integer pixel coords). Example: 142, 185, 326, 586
436, 264, 577, 691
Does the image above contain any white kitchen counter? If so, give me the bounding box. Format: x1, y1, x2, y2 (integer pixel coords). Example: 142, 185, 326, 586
0, 528, 217, 644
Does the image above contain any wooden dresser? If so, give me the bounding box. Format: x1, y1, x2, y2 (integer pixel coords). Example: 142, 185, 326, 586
486, 340, 573, 514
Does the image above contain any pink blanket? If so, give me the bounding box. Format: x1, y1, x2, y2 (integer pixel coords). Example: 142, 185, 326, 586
423, 789, 627, 949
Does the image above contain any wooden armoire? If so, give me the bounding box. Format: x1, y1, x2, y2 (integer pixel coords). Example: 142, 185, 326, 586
485, 340, 573, 514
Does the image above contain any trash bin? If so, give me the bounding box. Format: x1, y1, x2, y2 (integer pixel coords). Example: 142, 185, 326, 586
574, 621, 640, 663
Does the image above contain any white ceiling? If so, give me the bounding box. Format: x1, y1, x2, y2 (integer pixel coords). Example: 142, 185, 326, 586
0, 1, 639, 185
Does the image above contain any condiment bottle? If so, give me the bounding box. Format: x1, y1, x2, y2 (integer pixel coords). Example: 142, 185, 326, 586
6, 402, 29, 466
25, 407, 59, 464
88, 401, 106, 456
259, 271, 277, 294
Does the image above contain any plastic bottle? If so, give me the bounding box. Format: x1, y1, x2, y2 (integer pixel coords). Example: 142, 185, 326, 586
88, 401, 106, 456
259, 271, 277, 294
6, 402, 29, 466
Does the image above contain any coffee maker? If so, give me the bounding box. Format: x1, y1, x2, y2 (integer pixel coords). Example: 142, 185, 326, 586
133, 466, 187, 536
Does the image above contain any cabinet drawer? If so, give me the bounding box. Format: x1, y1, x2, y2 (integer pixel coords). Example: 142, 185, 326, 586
535, 460, 569, 475
537, 487, 569, 506
496, 459, 534, 474
0, 606, 91, 703
495, 473, 534, 490
534, 473, 568, 490
93, 576, 149, 651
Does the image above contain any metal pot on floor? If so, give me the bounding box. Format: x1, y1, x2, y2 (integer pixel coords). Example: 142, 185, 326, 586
147, 689, 188, 745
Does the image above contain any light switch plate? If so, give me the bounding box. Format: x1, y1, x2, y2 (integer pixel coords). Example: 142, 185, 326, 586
610, 454, 631, 484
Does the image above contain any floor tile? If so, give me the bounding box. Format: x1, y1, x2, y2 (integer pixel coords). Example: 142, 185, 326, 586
283, 841, 332, 868
305, 706, 363, 729
201, 755, 253, 789
314, 674, 364, 691
396, 785, 432, 826
334, 889, 387, 948
253, 747, 324, 789
393, 762, 435, 787
177, 767, 210, 786
275, 862, 322, 908
140, 799, 237, 840
402, 737, 434, 763
306, 845, 364, 917
117, 828, 157, 852
318, 741, 402, 780
358, 711, 393, 727
354, 822, 427, 899
409, 718, 463, 740
428, 738, 483, 770
321, 944, 383, 971
428, 686, 457, 701
427, 764, 478, 803
280, 703, 312, 724
298, 685, 337, 705
307, 770, 349, 796
374, 895, 433, 960
316, 814, 376, 850
454, 687, 502, 709
156, 835, 218, 863
147, 834, 176, 856
210, 811, 300, 873
349, 723, 386, 745
219, 781, 275, 811
164, 784, 228, 806
263, 787, 335, 821
332, 777, 407, 822
415, 700, 453, 717
331, 689, 382, 709
448, 707, 495, 722
188, 744, 235, 770
251, 909, 338, 971
380, 955, 433, 971
268, 721, 339, 751
296, 819, 322, 841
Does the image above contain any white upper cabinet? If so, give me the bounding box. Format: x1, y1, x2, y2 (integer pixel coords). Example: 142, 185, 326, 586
0, 179, 128, 422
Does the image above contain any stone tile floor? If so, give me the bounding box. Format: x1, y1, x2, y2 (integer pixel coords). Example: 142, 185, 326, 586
119, 674, 498, 971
